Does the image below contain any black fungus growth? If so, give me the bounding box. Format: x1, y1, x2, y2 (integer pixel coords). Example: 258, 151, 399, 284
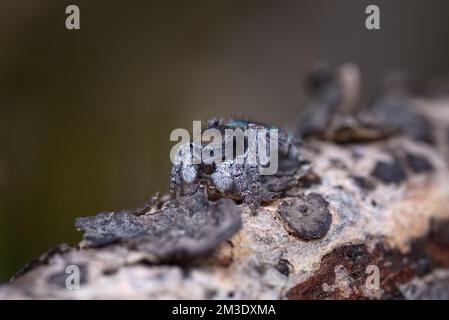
405, 152, 434, 173
371, 159, 407, 184
277, 193, 332, 240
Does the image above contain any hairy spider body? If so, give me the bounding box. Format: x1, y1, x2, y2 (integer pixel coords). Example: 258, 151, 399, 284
169, 118, 301, 214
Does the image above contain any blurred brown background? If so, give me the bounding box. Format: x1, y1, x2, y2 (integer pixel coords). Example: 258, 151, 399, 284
1, 0, 449, 281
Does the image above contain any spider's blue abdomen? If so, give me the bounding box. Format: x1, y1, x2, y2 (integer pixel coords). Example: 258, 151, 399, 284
227, 119, 250, 128
227, 118, 278, 130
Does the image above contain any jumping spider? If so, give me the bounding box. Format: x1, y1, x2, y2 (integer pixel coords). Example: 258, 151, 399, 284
169, 118, 304, 213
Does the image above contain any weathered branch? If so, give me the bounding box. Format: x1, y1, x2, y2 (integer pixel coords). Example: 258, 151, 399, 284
2, 77, 449, 299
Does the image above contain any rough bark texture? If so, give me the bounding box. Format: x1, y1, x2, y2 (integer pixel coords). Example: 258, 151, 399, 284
1, 97, 449, 300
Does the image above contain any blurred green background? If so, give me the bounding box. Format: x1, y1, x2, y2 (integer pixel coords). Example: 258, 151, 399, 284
1, 0, 449, 281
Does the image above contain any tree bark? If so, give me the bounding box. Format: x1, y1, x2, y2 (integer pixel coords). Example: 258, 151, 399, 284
1, 97, 449, 300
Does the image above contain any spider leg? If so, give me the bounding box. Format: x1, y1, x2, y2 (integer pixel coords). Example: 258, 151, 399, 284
245, 158, 260, 214
232, 154, 250, 204
169, 162, 182, 196
277, 130, 298, 160
169, 143, 187, 196
245, 124, 261, 214
169, 142, 200, 197
231, 124, 261, 214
